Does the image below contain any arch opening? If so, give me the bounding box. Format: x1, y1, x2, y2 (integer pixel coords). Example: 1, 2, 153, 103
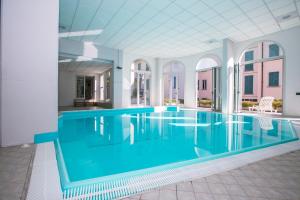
163, 61, 185, 106
130, 59, 151, 106
235, 40, 284, 113
196, 56, 221, 111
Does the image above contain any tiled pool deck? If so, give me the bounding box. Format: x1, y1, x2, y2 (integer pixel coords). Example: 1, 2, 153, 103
1, 118, 300, 200
0, 144, 35, 200
122, 149, 300, 200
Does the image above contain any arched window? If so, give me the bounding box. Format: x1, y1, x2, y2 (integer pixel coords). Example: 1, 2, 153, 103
237, 41, 284, 113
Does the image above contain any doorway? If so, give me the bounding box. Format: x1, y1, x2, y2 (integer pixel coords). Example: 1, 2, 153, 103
84, 76, 95, 100
58, 53, 113, 111
196, 57, 221, 111
163, 61, 185, 106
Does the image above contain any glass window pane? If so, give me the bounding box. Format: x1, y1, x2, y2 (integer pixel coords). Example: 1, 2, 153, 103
202, 80, 207, 90
245, 51, 254, 61
269, 71, 279, 86
244, 75, 253, 94
244, 63, 253, 71
173, 76, 176, 89
269, 44, 279, 57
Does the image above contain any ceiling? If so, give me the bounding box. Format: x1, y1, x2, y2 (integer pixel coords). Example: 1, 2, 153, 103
59, 0, 300, 58
59, 56, 112, 74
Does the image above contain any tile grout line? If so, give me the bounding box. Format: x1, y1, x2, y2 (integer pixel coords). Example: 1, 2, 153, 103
20, 145, 36, 200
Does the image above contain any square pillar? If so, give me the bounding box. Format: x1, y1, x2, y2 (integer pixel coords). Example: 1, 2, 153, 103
222, 39, 235, 114
1, 0, 59, 146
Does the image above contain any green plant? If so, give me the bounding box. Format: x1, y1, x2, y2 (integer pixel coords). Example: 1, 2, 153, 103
242, 101, 257, 108
273, 99, 282, 109
198, 99, 212, 107
164, 98, 177, 104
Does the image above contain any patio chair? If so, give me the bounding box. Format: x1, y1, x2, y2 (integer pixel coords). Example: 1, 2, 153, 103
249, 96, 277, 113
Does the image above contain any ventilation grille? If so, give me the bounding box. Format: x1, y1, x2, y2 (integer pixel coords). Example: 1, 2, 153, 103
62, 163, 217, 200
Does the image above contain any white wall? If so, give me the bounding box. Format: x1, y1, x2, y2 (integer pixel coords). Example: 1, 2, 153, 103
0, 0, 59, 146
0, 1, 2, 146
233, 26, 300, 116
159, 48, 223, 108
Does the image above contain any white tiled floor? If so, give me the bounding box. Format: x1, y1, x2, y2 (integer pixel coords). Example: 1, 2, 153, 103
0, 144, 35, 200
122, 150, 300, 200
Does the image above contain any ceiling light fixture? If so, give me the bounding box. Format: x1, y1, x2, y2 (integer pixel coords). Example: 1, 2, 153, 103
59, 29, 103, 38
205, 39, 218, 44
276, 11, 298, 23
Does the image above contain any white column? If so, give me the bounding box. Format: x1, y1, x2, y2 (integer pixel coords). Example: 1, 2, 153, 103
222, 38, 235, 114
95, 74, 100, 101
113, 50, 123, 108
0, 0, 59, 146
184, 62, 197, 108
153, 58, 163, 106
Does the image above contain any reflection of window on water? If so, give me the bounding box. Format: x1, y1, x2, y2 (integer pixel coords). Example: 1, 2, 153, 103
267, 121, 278, 137
243, 116, 253, 131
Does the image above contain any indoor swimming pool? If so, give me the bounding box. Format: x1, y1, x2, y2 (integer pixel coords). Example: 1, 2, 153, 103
55, 107, 298, 199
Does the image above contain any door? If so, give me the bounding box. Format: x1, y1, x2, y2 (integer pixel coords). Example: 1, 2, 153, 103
85, 76, 94, 100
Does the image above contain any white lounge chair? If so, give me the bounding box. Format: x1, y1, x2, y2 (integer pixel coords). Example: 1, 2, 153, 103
249, 96, 277, 113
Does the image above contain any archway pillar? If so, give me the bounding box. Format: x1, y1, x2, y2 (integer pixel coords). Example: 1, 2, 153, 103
221, 38, 235, 114
154, 58, 163, 106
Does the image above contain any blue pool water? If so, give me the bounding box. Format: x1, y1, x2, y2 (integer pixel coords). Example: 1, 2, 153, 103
56, 108, 297, 187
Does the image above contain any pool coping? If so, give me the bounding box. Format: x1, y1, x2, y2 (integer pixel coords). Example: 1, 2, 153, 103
27, 127, 300, 200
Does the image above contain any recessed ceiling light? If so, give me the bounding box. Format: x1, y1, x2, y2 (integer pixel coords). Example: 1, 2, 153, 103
59, 29, 103, 38
276, 11, 298, 23
205, 39, 218, 44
